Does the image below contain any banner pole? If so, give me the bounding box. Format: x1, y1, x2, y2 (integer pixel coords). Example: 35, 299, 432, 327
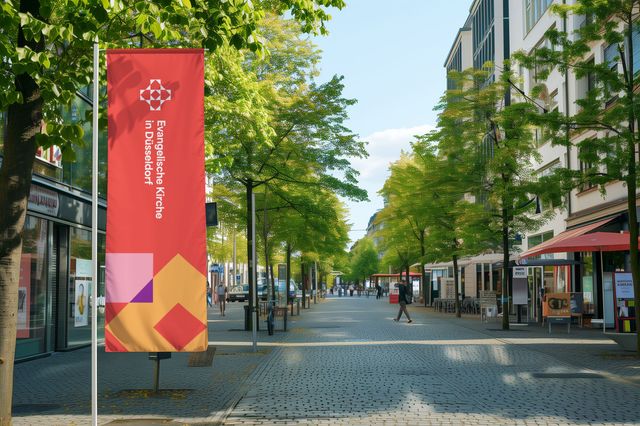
91, 39, 99, 426
251, 192, 257, 352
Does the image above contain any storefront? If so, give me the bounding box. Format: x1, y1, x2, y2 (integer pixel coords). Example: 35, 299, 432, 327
520, 215, 635, 330
16, 181, 107, 360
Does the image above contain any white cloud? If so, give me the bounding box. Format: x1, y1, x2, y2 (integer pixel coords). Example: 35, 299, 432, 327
346, 124, 435, 243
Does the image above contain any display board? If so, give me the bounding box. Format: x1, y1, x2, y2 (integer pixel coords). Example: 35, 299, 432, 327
614, 273, 636, 333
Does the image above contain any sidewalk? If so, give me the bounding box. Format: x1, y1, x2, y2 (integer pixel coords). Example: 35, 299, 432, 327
411, 304, 640, 385
11, 296, 640, 425
11, 300, 304, 426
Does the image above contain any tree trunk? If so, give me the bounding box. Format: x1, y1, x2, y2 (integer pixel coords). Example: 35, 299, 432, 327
301, 259, 306, 307
625, 19, 640, 353
501, 206, 510, 330
269, 264, 275, 302
0, 1, 44, 423
420, 233, 428, 305
453, 254, 461, 318
404, 263, 411, 301
286, 242, 291, 305
245, 181, 256, 330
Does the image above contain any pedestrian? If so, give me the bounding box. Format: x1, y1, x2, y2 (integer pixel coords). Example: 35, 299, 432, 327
206, 283, 212, 307
394, 280, 412, 323
349, 284, 354, 297
376, 283, 382, 299
217, 283, 226, 316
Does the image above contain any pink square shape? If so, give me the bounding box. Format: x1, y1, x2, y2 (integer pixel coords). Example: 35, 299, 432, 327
106, 253, 153, 303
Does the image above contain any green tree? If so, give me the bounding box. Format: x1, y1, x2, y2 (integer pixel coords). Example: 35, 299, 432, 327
515, 0, 640, 351
377, 153, 432, 303
207, 15, 366, 325
348, 237, 379, 287
440, 67, 561, 329
0, 1, 345, 422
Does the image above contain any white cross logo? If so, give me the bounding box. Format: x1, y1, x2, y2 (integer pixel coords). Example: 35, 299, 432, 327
139, 79, 172, 111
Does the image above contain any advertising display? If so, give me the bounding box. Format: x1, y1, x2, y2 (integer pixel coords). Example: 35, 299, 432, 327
105, 49, 207, 352
512, 268, 528, 305
614, 272, 636, 333
74, 279, 90, 327
17, 254, 31, 338
543, 293, 571, 317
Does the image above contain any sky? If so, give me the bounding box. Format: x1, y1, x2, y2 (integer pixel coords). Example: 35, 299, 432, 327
312, 1, 471, 243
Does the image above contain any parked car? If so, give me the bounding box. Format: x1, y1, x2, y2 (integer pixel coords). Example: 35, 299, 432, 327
228, 284, 249, 302
289, 281, 302, 299
258, 284, 269, 301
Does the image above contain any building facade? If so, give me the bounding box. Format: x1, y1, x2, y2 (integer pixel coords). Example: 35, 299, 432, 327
1, 90, 108, 361
439, 0, 638, 328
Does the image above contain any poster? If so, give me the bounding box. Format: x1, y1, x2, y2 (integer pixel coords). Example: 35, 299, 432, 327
443, 278, 456, 299
17, 254, 31, 338
614, 273, 634, 299
543, 292, 571, 317
105, 49, 207, 352
76, 258, 92, 278
74, 279, 90, 327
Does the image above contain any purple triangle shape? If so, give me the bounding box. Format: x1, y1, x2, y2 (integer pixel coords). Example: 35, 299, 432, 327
131, 279, 153, 303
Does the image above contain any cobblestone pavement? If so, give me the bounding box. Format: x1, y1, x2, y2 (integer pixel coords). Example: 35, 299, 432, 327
225, 296, 640, 425
11, 295, 640, 425
12, 301, 284, 425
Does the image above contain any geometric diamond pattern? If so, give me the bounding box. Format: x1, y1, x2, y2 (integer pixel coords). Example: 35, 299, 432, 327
153, 303, 206, 350
139, 79, 172, 111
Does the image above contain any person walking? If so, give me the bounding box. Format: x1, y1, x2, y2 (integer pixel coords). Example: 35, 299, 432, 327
394, 280, 412, 323
376, 283, 382, 300
217, 283, 226, 316
207, 283, 213, 307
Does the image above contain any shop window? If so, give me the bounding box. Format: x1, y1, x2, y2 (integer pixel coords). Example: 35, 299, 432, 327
16, 216, 49, 359
581, 252, 595, 315
67, 227, 93, 347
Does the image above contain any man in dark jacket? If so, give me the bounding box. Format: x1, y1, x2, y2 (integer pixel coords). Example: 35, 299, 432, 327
394, 280, 412, 323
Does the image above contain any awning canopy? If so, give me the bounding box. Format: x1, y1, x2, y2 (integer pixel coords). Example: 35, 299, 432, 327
526, 231, 635, 255
519, 217, 615, 259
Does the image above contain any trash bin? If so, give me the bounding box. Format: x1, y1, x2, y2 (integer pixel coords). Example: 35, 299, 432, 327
244, 305, 251, 331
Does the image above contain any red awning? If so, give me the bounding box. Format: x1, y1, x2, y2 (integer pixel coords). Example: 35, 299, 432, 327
519, 217, 615, 258
524, 232, 635, 255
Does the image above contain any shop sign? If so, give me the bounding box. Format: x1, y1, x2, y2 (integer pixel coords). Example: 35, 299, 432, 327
614, 273, 634, 299
543, 292, 571, 317
513, 267, 527, 279
28, 185, 59, 216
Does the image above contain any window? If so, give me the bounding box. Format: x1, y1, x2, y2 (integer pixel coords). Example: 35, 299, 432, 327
527, 230, 555, 260
534, 160, 560, 212
579, 148, 596, 191
632, 26, 640, 75
525, 0, 553, 33
473, 0, 495, 81
16, 216, 50, 359
604, 44, 619, 105
576, 58, 596, 107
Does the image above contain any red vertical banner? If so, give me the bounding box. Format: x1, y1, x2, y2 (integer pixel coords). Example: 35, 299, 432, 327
105, 49, 207, 352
